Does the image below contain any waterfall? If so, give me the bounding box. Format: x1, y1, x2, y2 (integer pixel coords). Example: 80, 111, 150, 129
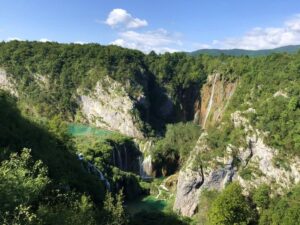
138, 156, 144, 177
124, 146, 128, 171
117, 148, 123, 170
78, 153, 110, 191
138, 155, 152, 180
203, 74, 218, 128
112, 148, 116, 167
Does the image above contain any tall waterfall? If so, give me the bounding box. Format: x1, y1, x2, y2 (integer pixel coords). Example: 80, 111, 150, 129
203, 74, 218, 128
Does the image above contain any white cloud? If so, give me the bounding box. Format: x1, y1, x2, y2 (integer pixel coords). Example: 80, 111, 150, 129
39, 38, 51, 42
199, 14, 300, 50
6, 37, 23, 42
110, 29, 182, 53
73, 41, 87, 45
105, 8, 148, 29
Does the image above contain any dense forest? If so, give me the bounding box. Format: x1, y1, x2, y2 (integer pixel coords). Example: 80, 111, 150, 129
0, 41, 299, 225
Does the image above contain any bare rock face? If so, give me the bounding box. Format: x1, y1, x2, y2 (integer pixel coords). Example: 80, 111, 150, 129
174, 168, 204, 216
173, 134, 207, 216
174, 108, 300, 217
78, 76, 145, 138
232, 111, 300, 191
0, 69, 18, 97
194, 73, 237, 128
174, 132, 236, 217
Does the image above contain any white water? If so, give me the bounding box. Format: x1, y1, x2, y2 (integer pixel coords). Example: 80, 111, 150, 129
78, 154, 110, 190
138, 155, 152, 180
203, 74, 218, 128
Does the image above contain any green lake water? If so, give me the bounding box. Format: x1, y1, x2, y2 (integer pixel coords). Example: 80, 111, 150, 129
68, 124, 112, 136
126, 196, 168, 215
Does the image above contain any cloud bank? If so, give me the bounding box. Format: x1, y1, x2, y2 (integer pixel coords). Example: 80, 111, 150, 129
201, 14, 300, 50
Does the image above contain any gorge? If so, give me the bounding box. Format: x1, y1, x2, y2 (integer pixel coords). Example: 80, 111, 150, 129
0, 41, 299, 225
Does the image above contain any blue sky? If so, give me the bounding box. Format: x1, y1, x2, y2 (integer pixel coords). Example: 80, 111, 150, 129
1, 0, 300, 52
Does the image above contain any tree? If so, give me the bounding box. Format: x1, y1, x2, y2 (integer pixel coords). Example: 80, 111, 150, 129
253, 184, 270, 210
208, 183, 257, 225
0, 148, 49, 212
102, 190, 128, 225
0, 148, 49, 224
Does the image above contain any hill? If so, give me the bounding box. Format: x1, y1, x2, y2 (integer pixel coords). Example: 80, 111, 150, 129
189, 44, 300, 56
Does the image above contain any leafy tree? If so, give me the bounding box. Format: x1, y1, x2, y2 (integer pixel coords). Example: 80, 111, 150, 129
252, 184, 270, 210
208, 183, 257, 225
102, 190, 128, 225
0, 148, 49, 213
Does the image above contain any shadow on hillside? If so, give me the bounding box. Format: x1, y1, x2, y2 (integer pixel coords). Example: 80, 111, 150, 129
129, 211, 190, 225
0, 91, 105, 202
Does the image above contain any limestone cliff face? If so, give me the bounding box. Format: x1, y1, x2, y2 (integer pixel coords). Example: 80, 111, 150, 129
194, 73, 237, 128
232, 111, 300, 192
0, 69, 18, 97
174, 109, 300, 217
78, 76, 146, 138
173, 133, 235, 217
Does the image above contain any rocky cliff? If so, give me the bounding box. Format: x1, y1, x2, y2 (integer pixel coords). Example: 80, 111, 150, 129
0, 69, 18, 97
194, 73, 237, 128
78, 76, 146, 139
174, 75, 300, 217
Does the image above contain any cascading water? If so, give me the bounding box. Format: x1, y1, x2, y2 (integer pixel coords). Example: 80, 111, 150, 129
203, 74, 218, 128
138, 155, 152, 180
78, 153, 110, 190
124, 146, 128, 171
117, 148, 123, 170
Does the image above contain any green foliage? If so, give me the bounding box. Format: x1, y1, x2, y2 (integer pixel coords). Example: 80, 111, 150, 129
102, 191, 128, 225
129, 211, 190, 225
208, 183, 258, 225
259, 185, 300, 225
252, 184, 270, 210
151, 122, 201, 175
0, 149, 49, 224
0, 91, 105, 202
37, 193, 97, 225
0, 149, 49, 211
195, 189, 219, 225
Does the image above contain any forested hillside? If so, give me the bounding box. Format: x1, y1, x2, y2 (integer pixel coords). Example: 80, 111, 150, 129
0, 41, 299, 225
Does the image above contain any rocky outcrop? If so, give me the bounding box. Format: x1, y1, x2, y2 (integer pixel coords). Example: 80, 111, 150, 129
173, 133, 206, 216
174, 108, 300, 217
194, 73, 237, 128
78, 76, 145, 138
232, 111, 300, 191
174, 139, 235, 216
0, 69, 18, 97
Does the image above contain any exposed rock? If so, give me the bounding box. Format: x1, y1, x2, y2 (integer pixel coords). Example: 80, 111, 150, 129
232, 111, 300, 191
173, 133, 206, 216
33, 73, 50, 89
175, 108, 300, 217
194, 73, 237, 128
273, 90, 288, 98
0, 69, 18, 97
78, 76, 145, 138
164, 174, 178, 192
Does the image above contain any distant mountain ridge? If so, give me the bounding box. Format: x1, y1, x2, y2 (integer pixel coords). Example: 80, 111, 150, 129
189, 45, 300, 56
